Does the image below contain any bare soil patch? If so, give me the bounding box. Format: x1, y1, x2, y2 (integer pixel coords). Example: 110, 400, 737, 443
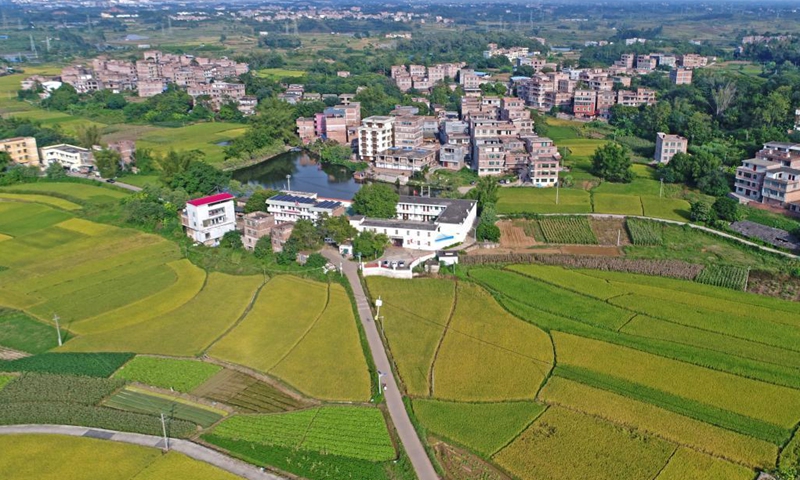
747, 271, 800, 302
0, 346, 30, 360
498, 220, 537, 248
591, 218, 631, 246
432, 441, 511, 480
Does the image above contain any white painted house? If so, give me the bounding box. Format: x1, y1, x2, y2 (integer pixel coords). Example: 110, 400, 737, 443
350, 196, 477, 251
40, 144, 93, 171
182, 193, 236, 246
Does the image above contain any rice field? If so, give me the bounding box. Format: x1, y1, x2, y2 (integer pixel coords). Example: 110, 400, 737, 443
0, 182, 129, 203
0, 309, 59, 354
493, 407, 675, 480
655, 448, 754, 480
192, 369, 309, 413
497, 188, 592, 215
113, 356, 221, 393
104, 387, 225, 427
210, 276, 370, 401
0, 193, 82, 210
592, 193, 644, 216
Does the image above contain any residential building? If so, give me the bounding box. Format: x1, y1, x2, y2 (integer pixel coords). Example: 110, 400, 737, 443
374, 147, 437, 172
393, 116, 424, 149
296, 117, 317, 144
0, 137, 38, 165
654, 133, 688, 164
181, 193, 236, 246
734, 142, 800, 211
40, 144, 93, 171
573, 90, 597, 118
617, 88, 657, 107
670, 67, 693, 85
242, 211, 276, 250
349, 196, 477, 251
735, 158, 774, 201
358, 116, 395, 162
762, 167, 800, 208
678, 54, 708, 68
266, 192, 345, 224
107, 140, 136, 165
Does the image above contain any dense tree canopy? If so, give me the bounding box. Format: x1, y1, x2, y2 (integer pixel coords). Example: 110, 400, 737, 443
352, 184, 399, 218
591, 142, 634, 183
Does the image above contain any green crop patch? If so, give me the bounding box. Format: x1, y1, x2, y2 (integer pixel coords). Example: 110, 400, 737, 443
210, 406, 396, 462
414, 399, 545, 456
537, 216, 598, 244
0, 309, 59, 354
593, 193, 644, 216
497, 188, 592, 214
0, 352, 134, 377
192, 369, 308, 413
695, 265, 748, 291
0, 373, 124, 405
113, 356, 221, 393
104, 387, 224, 427
626, 218, 664, 245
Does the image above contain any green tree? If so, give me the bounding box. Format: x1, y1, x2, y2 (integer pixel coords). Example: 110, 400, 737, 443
318, 214, 357, 244
0, 151, 10, 171
712, 197, 742, 222
276, 238, 298, 265
305, 253, 328, 269
245, 188, 279, 213
697, 169, 730, 196
93, 149, 121, 179
169, 160, 230, 196
157, 150, 197, 185
45, 161, 66, 179
133, 148, 156, 174
472, 176, 500, 210
43, 84, 79, 111
690, 200, 713, 223
220, 230, 243, 249
352, 184, 399, 218
289, 219, 322, 251
353, 231, 389, 259
253, 236, 273, 259
591, 142, 634, 183
77, 125, 103, 149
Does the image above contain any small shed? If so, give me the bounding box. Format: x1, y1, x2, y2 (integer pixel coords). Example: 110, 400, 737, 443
339, 243, 353, 256
437, 250, 459, 266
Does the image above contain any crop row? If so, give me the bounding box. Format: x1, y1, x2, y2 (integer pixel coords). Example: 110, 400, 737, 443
0, 402, 196, 438
534, 255, 703, 280
537, 217, 598, 244
104, 388, 223, 427
695, 265, 748, 291
0, 352, 134, 377
192, 369, 304, 413
113, 356, 221, 393
626, 218, 664, 245
0, 373, 124, 405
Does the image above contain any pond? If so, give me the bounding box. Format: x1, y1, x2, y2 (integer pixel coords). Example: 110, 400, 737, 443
232, 150, 361, 200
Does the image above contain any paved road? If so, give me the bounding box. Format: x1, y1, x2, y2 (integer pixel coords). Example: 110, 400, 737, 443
66, 172, 143, 192
0, 424, 283, 480
323, 249, 439, 480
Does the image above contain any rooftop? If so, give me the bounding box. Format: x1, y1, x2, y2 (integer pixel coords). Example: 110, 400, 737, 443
398, 196, 477, 224
378, 147, 436, 159
360, 218, 439, 231
187, 192, 235, 207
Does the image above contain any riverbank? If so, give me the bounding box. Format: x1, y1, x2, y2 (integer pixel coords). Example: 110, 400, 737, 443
220, 144, 291, 172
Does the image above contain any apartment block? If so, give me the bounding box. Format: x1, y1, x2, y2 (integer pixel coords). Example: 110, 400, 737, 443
358, 116, 395, 162
678, 54, 708, 68
573, 90, 597, 118
266, 192, 345, 224
734, 142, 800, 211
654, 132, 688, 164
374, 147, 437, 172
393, 116, 424, 148
670, 67, 693, 85
0, 137, 38, 165
181, 193, 236, 246
40, 144, 93, 171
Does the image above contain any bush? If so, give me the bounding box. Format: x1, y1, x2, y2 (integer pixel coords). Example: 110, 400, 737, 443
254, 236, 272, 259
220, 230, 243, 249
0, 352, 134, 377
477, 222, 501, 242
305, 253, 328, 269
712, 197, 742, 222
689, 200, 713, 223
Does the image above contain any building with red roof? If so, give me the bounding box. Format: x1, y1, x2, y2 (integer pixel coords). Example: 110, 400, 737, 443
182, 193, 236, 246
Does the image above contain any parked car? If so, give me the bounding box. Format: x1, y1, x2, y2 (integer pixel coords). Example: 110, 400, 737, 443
398, 260, 406, 268
382, 260, 390, 268
106, 178, 116, 183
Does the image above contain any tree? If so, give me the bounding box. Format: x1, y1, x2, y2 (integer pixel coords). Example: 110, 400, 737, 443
219, 230, 243, 249
473, 176, 500, 210
77, 125, 103, 149
352, 184, 399, 218
353, 231, 389, 260
318, 214, 357, 244
690, 200, 713, 223
245, 188, 279, 213
476, 203, 500, 241
253, 236, 272, 259
712, 197, 742, 222
709, 79, 737, 118
697, 169, 730, 196
170, 160, 230, 196
133, 148, 156, 174
276, 238, 298, 265
289, 219, 322, 251
93, 149, 121, 179
0, 151, 10, 171
45, 161, 66, 179
157, 150, 197, 185
305, 253, 327, 269
43, 84, 79, 111
591, 142, 634, 183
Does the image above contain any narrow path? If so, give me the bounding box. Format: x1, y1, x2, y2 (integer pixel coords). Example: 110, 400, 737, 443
429, 281, 458, 397
0, 424, 284, 480
321, 248, 439, 480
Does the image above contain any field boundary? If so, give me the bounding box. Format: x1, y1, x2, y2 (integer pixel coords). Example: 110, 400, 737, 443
267, 282, 332, 372
428, 281, 458, 398
201, 274, 270, 355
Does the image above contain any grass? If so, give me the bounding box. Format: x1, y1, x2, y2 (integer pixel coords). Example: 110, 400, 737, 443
0, 435, 238, 480
655, 448, 754, 480
640, 196, 691, 221
0, 193, 82, 210
413, 399, 545, 456
210, 276, 371, 401
62, 273, 262, 356
0, 202, 73, 237
497, 188, 592, 214
255, 68, 306, 79
136, 122, 248, 165
432, 282, 553, 401
209, 406, 396, 461
593, 193, 644, 215
493, 406, 675, 480
553, 332, 800, 429
539, 376, 777, 468
116, 174, 160, 188
113, 356, 221, 393
626, 218, 664, 245
104, 387, 224, 427
364, 277, 454, 396
0, 309, 59, 354
0, 182, 129, 202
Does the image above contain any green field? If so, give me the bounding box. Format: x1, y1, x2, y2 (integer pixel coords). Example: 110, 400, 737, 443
113, 356, 221, 393
0, 309, 59, 354
0, 435, 239, 480
255, 68, 306, 79
104, 387, 224, 427
136, 122, 248, 165
497, 188, 592, 214
210, 276, 371, 402
192, 369, 309, 414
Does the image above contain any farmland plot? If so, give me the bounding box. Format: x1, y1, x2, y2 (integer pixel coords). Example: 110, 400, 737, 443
626, 218, 664, 245
537, 216, 597, 244
113, 356, 221, 393
104, 387, 224, 427
655, 448, 754, 480
695, 264, 749, 290
192, 369, 309, 413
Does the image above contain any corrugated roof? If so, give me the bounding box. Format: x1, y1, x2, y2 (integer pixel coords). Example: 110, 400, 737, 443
187, 192, 234, 207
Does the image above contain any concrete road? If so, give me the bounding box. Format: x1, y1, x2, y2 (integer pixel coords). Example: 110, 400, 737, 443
0, 424, 283, 479
323, 249, 439, 480
66, 172, 142, 192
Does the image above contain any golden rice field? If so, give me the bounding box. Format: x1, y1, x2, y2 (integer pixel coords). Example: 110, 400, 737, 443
655, 448, 754, 480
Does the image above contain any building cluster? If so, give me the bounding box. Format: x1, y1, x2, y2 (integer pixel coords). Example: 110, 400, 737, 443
483, 43, 541, 63
0, 136, 135, 173
296, 99, 362, 146
390, 63, 466, 93
734, 142, 800, 214
236, 5, 452, 24
55, 50, 254, 114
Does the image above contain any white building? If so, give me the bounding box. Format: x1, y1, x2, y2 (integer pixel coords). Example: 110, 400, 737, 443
182, 193, 236, 246
266, 191, 345, 224
654, 132, 688, 164
349, 196, 477, 251
357, 116, 395, 162
40, 144, 93, 171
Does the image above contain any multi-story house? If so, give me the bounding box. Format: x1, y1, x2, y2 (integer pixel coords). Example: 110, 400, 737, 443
678, 54, 708, 68
296, 117, 317, 144
617, 88, 657, 107
266, 192, 345, 224
181, 193, 236, 246
761, 167, 800, 209
393, 116, 424, 148
654, 132, 688, 164
734, 142, 800, 210
358, 116, 395, 162
670, 67, 693, 85
573, 90, 597, 118
242, 211, 276, 251
374, 147, 437, 172
40, 144, 93, 171
735, 158, 774, 201
0, 137, 38, 165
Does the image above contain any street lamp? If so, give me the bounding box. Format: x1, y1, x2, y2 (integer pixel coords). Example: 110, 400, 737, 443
286, 174, 291, 191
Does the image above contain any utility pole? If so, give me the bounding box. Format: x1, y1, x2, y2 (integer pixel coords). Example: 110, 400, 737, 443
286, 174, 291, 192
375, 296, 383, 323
659, 178, 664, 198
555, 180, 559, 205
160, 413, 169, 451
29, 34, 36, 56
53, 314, 62, 346
617, 229, 621, 247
